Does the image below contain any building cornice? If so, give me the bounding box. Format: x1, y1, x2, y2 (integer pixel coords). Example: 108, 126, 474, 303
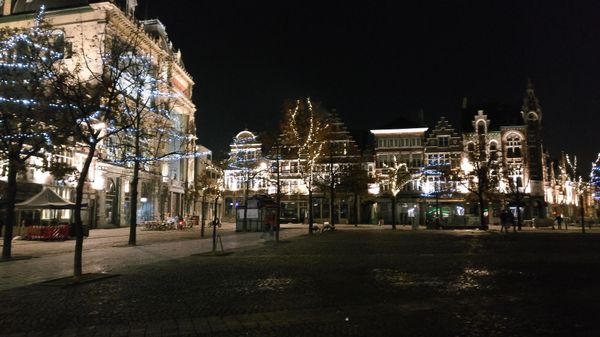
371, 128, 428, 135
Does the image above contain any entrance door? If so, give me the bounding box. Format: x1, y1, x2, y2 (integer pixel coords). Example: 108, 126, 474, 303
105, 178, 119, 226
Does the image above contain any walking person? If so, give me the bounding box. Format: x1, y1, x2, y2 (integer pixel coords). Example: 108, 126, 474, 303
555, 214, 564, 230
508, 210, 516, 233
499, 209, 509, 233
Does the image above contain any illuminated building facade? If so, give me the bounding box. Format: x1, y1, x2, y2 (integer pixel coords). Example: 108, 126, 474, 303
0, 1, 196, 230
368, 82, 591, 227
222, 130, 268, 222
370, 126, 427, 226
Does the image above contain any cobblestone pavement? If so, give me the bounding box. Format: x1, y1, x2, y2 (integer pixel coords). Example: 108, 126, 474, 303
0, 223, 306, 291
2, 227, 600, 336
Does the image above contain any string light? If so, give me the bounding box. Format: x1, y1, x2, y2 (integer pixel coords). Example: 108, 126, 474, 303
591, 154, 600, 201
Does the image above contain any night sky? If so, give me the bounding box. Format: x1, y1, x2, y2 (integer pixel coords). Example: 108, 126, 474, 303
143, 1, 600, 168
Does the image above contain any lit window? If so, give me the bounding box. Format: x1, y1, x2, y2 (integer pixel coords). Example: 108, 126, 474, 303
489, 141, 498, 160
506, 135, 522, 158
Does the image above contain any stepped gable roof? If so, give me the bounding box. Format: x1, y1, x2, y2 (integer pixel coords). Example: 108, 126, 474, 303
460, 102, 523, 132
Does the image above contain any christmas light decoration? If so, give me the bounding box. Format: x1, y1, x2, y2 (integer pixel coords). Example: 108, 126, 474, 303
591, 154, 600, 201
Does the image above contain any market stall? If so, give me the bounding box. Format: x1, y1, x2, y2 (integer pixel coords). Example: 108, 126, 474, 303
15, 187, 85, 240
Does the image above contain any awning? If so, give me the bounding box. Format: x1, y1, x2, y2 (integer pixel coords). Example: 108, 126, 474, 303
15, 187, 86, 210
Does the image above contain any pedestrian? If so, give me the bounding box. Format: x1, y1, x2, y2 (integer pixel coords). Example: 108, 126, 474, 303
261, 221, 271, 239
499, 209, 508, 233
507, 210, 516, 232
377, 218, 383, 226
555, 214, 563, 230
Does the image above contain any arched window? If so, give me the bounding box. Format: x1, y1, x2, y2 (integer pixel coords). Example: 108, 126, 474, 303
477, 121, 486, 135
467, 142, 475, 152
506, 135, 522, 158
489, 141, 498, 160
527, 112, 538, 121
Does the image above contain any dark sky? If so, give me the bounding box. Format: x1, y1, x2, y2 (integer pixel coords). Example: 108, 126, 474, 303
143, 1, 600, 169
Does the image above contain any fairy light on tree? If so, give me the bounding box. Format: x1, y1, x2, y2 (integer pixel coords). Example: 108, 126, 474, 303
48, 21, 160, 281
99, 32, 199, 246
459, 134, 502, 230
0, 7, 72, 259
279, 98, 330, 234
591, 154, 600, 201
566, 154, 588, 233
380, 158, 413, 230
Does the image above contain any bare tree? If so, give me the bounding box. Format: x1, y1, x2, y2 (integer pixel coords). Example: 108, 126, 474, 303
379, 158, 413, 230
337, 161, 372, 226
565, 154, 588, 233
192, 159, 223, 236
459, 136, 501, 230
502, 163, 529, 231
0, 11, 72, 258
279, 98, 330, 234
101, 32, 196, 245
50, 26, 139, 281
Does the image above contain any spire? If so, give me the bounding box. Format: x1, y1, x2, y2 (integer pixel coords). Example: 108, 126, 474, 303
461, 97, 468, 110
522, 78, 542, 114
418, 108, 425, 127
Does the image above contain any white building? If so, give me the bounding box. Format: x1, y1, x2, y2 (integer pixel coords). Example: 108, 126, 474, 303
0, 0, 196, 230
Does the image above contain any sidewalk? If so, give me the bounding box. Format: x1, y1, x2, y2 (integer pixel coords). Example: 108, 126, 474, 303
0, 223, 306, 291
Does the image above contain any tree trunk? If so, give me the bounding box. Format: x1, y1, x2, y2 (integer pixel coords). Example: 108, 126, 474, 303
212, 196, 219, 252
128, 159, 140, 245
354, 192, 359, 227
580, 195, 586, 234
308, 176, 314, 235
243, 178, 249, 232
330, 156, 335, 228
2, 157, 19, 259
73, 147, 96, 282
478, 195, 487, 230
200, 194, 206, 237
516, 201, 522, 231
275, 155, 281, 241
391, 194, 397, 230
330, 180, 335, 228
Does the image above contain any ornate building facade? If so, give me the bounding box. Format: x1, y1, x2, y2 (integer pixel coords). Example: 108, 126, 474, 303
0, 0, 196, 231
368, 82, 589, 227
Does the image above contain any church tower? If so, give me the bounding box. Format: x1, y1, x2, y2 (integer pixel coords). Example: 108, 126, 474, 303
521, 80, 545, 206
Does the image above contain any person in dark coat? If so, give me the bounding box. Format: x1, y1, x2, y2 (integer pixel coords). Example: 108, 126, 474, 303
555, 214, 564, 230
499, 209, 509, 233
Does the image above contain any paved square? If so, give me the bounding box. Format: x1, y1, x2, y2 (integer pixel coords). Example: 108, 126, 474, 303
2, 228, 600, 336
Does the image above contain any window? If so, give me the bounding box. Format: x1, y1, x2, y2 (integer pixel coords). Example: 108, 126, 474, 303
438, 136, 449, 147
427, 153, 450, 166
489, 141, 498, 160
508, 167, 523, 191
477, 122, 486, 135
506, 135, 522, 158
467, 142, 475, 152
527, 112, 538, 121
